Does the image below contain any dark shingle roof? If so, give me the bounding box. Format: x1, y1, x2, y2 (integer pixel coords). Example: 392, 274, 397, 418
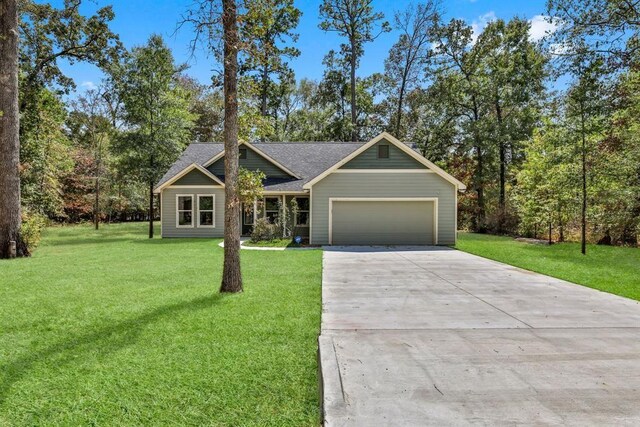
155, 141, 365, 192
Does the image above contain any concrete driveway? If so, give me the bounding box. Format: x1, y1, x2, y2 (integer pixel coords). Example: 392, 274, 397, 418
319, 247, 640, 426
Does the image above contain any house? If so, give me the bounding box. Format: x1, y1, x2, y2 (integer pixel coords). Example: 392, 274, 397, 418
154, 132, 466, 245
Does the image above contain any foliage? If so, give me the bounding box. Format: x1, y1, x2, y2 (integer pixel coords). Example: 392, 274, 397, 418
19, 87, 73, 218
319, 0, 390, 140
19, 209, 47, 254
238, 167, 266, 208
250, 217, 279, 242
0, 222, 321, 425
384, 1, 440, 138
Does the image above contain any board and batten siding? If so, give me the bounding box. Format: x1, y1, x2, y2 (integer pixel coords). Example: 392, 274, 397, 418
207, 145, 291, 178
161, 186, 225, 238
311, 172, 457, 245
340, 139, 424, 169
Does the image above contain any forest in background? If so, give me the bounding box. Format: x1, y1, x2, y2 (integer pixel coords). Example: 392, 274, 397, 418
10, 0, 640, 248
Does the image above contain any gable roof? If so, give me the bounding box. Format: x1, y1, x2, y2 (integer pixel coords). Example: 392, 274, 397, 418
154, 163, 224, 193
154, 141, 363, 193
154, 133, 466, 193
203, 141, 302, 179
303, 132, 467, 190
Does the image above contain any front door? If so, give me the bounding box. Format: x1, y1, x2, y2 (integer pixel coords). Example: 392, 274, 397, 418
241, 203, 255, 236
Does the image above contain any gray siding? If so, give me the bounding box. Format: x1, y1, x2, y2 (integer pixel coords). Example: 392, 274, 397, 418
173, 169, 218, 186
340, 139, 424, 169
207, 145, 291, 178
161, 186, 225, 238
311, 172, 457, 245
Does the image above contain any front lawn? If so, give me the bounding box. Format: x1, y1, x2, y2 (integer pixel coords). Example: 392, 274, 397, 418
0, 223, 322, 426
456, 232, 640, 301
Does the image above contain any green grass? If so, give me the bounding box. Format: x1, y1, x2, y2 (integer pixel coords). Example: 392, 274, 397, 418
0, 222, 322, 426
456, 232, 640, 301
245, 238, 300, 248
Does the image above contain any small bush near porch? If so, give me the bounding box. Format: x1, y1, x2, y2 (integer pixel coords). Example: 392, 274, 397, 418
0, 223, 322, 425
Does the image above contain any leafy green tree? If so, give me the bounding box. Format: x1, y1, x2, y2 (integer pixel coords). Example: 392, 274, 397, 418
242, 0, 301, 118
114, 35, 195, 239
564, 57, 607, 254
20, 88, 72, 218
547, 0, 640, 67
514, 119, 578, 241
476, 18, 547, 229
384, 0, 440, 138
67, 88, 114, 229
430, 18, 490, 230
319, 0, 390, 141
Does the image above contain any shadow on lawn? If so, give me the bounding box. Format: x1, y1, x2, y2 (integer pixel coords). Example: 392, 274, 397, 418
0, 294, 222, 405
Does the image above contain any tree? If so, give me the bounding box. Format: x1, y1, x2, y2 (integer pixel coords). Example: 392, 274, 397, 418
547, 0, 640, 67
114, 35, 194, 239
564, 57, 607, 254
0, 0, 23, 258
384, 1, 440, 138
220, 0, 243, 293
430, 19, 489, 230
319, 0, 390, 141
68, 88, 113, 229
476, 18, 547, 230
241, 0, 301, 119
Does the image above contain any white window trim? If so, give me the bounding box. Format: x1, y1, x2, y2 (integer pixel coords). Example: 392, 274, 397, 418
197, 194, 216, 228
328, 197, 438, 245
176, 194, 195, 228
294, 196, 310, 228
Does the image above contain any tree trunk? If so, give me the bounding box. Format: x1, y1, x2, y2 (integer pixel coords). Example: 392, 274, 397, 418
260, 63, 269, 117
94, 176, 100, 230
94, 146, 101, 230
395, 79, 406, 138
220, 0, 243, 293
580, 104, 587, 255
148, 180, 154, 239
496, 98, 506, 230
0, 0, 24, 258
349, 40, 357, 142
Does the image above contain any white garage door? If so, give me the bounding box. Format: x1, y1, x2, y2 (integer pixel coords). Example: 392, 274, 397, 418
330, 199, 437, 245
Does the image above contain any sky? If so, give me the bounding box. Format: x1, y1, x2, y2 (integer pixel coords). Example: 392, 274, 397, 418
55, 0, 556, 92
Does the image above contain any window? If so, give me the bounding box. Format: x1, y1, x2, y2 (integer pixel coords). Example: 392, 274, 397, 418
239, 148, 247, 159
264, 197, 280, 223
197, 195, 215, 227
295, 197, 310, 226
377, 144, 389, 159
176, 195, 194, 228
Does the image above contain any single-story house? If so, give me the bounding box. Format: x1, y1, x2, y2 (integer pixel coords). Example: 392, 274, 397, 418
154, 132, 466, 245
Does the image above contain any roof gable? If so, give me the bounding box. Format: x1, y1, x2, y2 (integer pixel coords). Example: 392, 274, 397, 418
207, 144, 294, 178
340, 138, 425, 169
303, 132, 467, 190
203, 141, 301, 179
154, 163, 224, 193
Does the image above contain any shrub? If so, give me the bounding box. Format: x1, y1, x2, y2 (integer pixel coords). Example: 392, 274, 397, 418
20, 209, 48, 254
250, 217, 279, 242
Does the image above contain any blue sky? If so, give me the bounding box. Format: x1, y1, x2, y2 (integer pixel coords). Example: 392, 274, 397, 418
55, 0, 553, 92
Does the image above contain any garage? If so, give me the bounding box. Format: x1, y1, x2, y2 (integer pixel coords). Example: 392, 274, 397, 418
329, 198, 437, 245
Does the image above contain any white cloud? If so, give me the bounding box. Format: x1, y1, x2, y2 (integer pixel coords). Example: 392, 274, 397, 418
80, 81, 97, 90
471, 11, 496, 44
529, 15, 559, 42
